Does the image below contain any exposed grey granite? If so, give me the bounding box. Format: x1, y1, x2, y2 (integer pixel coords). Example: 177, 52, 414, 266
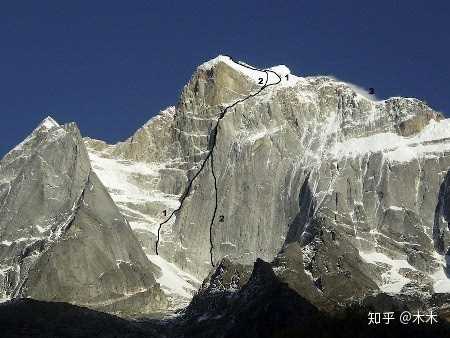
84, 56, 449, 305
0, 118, 167, 315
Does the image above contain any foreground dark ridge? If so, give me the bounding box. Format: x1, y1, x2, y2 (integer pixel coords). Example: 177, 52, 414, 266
155, 56, 281, 267
1, 295, 449, 338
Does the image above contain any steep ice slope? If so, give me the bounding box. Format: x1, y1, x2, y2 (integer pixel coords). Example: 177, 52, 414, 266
86, 55, 449, 307
85, 106, 200, 307
147, 254, 201, 310
85, 106, 187, 242
0, 118, 167, 315
88, 150, 180, 234
86, 145, 201, 308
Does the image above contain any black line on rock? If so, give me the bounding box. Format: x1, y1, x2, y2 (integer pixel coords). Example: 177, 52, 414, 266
209, 149, 218, 266
156, 56, 281, 268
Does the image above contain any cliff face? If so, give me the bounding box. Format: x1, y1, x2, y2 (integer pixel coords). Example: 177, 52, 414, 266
0, 118, 167, 315
84, 55, 449, 308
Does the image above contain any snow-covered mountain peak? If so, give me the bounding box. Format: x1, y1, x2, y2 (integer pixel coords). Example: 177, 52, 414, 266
38, 116, 60, 130
197, 54, 233, 70
81, 56, 450, 306
196, 55, 283, 86
25, 116, 61, 142
1, 116, 66, 167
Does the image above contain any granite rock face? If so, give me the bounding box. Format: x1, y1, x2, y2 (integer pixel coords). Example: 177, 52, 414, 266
434, 169, 450, 270
0, 118, 167, 315
1, 55, 448, 326
84, 55, 449, 309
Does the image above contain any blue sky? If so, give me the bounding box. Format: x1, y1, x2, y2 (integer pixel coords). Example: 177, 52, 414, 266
1, 1, 449, 157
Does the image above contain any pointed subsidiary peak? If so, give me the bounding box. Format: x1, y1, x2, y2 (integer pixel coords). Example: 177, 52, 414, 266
197, 55, 233, 71
37, 116, 60, 131
1, 116, 62, 161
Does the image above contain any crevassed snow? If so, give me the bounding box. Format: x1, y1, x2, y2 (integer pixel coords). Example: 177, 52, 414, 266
147, 254, 200, 308
330, 118, 450, 162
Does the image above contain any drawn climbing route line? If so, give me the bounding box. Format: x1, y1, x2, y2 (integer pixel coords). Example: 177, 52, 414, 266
156, 56, 282, 267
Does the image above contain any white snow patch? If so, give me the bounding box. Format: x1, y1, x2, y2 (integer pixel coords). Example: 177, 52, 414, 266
35, 224, 49, 233
414, 118, 450, 142
388, 206, 403, 211
432, 268, 450, 293
359, 251, 413, 293
244, 125, 283, 143
331, 133, 405, 159
147, 254, 200, 301
330, 118, 450, 162
129, 221, 158, 233
39, 116, 60, 130
88, 151, 180, 209
116, 260, 132, 269
431, 253, 450, 293
15, 237, 43, 243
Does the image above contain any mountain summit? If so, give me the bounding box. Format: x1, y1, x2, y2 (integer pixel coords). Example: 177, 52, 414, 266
1, 57, 449, 329
86, 56, 449, 299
